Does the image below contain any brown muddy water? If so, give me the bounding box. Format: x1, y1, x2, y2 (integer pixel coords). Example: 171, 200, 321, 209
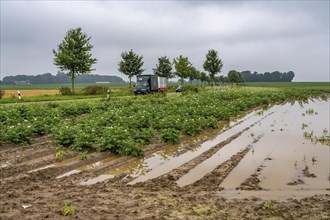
55, 98, 329, 200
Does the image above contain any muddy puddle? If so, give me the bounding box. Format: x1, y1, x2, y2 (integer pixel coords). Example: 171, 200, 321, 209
28, 156, 79, 173
218, 98, 330, 199
26, 154, 120, 180
55, 155, 120, 179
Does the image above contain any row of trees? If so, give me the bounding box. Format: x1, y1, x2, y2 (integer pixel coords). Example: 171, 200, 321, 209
1, 72, 125, 85
240, 71, 295, 82
52, 27, 293, 92
53, 27, 224, 91
118, 49, 224, 88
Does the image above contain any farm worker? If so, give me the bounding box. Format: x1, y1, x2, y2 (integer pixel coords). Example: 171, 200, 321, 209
18, 91, 21, 100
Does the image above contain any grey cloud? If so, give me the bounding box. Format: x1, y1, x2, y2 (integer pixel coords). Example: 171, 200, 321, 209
1, 1, 329, 81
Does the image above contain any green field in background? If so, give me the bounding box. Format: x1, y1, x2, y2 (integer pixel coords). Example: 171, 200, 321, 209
244, 82, 329, 88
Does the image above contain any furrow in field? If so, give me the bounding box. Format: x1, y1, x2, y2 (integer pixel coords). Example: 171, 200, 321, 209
176, 134, 264, 187
124, 110, 274, 185
0, 136, 51, 155
0, 141, 52, 166
188, 142, 257, 191
0, 151, 75, 179
78, 108, 274, 186
81, 108, 265, 181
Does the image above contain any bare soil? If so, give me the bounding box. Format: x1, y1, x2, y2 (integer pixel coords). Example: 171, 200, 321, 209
1, 136, 329, 220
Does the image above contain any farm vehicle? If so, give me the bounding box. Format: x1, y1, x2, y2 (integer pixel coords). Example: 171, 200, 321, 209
134, 74, 168, 95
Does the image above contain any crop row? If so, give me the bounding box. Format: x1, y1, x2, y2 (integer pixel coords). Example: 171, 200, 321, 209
0, 87, 329, 156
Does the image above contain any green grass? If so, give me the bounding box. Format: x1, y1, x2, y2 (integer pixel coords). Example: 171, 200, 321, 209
1, 82, 328, 104
244, 82, 330, 88
0, 92, 134, 104
0, 83, 128, 90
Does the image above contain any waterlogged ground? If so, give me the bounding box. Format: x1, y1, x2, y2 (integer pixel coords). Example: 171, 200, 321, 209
1, 98, 329, 219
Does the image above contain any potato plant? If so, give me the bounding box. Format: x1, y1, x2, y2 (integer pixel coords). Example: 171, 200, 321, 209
0, 87, 329, 156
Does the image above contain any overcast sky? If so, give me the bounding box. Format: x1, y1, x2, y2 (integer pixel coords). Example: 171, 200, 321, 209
1, 1, 329, 82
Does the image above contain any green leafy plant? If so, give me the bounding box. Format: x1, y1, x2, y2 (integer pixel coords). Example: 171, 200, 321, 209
3, 123, 32, 144
52, 124, 76, 147
60, 201, 75, 216
261, 202, 274, 210
1, 86, 329, 157
160, 128, 181, 144
134, 128, 155, 144
72, 132, 95, 150
55, 146, 65, 160
79, 151, 89, 160
98, 126, 143, 156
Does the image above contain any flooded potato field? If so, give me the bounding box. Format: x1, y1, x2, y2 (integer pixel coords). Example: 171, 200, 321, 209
1, 98, 329, 219
76, 98, 329, 198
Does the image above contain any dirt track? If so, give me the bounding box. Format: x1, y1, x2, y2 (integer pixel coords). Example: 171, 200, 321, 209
1, 101, 330, 219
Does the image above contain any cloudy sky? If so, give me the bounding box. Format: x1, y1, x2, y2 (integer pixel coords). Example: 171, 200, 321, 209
1, 1, 329, 82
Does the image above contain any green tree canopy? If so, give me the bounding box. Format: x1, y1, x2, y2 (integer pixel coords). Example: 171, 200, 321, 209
118, 49, 144, 89
228, 70, 244, 85
188, 66, 202, 84
173, 55, 193, 85
200, 72, 208, 84
53, 27, 97, 93
153, 56, 173, 79
203, 49, 223, 85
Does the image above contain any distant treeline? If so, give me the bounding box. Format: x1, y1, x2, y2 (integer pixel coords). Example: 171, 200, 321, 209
0, 72, 125, 84
240, 71, 295, 82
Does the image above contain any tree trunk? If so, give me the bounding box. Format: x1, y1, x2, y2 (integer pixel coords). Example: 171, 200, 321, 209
129, 76, 132, 90
180, 78, 184, 86
71, 73, 75, 95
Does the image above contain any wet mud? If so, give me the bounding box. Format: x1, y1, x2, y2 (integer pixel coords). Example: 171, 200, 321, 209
1, 99, 329, 219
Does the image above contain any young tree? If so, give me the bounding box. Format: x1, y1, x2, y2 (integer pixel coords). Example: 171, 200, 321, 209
53, 27, 97, 93
194, 69, 202, 84
203, 49, 223, 85
228, 70, 244, 85
173, 55, 193, 86
118, 49, 144, 89
188, 66, 202, 84
200, 72, 208, 84
153, 56, 173, 79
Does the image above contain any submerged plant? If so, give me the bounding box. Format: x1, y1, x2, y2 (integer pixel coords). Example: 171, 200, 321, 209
303, 155, 307, 164
305, 109, 315, 115
301, 123, 308, 130
312, 156, 317, 165
323, 128, 329, 135
303, 130, 330, 146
